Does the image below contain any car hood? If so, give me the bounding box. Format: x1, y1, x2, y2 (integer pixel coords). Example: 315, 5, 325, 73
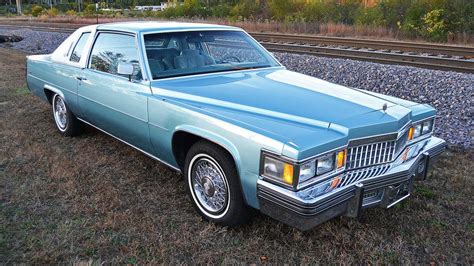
150, 68, 430, 159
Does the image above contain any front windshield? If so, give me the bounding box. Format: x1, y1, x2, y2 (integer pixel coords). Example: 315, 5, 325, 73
144, 30, 280, 79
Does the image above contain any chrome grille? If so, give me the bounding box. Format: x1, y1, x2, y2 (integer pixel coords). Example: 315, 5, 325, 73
346, 130, 409, 170
346, 141, 396, 169
337, 164, 391, 188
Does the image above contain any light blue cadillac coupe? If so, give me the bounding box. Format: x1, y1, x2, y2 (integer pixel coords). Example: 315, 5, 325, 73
26, 22, 446, 230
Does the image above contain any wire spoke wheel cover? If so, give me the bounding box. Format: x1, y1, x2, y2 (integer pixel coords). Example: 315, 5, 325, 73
189, 154, 230, 219
53, 94, 68, 131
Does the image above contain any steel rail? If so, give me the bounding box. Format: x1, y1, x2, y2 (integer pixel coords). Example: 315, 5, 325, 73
1, 23, 473, 73
0, 21, 472, 55
262, 42, 473, 73
250, 32, 474, 58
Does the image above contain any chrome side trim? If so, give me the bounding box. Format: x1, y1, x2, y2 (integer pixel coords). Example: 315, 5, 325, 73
77, 117, 181, 172
77, 94, 148, 123
149, 121, 170, 131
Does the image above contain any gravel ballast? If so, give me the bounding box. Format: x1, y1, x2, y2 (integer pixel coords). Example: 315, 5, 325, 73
1, 28, 472, 149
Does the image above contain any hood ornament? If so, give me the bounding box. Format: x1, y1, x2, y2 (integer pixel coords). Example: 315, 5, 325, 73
382, 103, 388, 112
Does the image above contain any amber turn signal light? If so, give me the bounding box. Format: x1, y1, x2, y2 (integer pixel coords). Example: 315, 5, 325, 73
283, 163, 294, 185
408, 127, 414, 140
336, 150, 346, 169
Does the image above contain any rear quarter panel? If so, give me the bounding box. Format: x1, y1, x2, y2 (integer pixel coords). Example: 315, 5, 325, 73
27, 55, 81, 114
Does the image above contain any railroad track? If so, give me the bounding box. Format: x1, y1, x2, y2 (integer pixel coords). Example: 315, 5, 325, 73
251, 33, 474, 58
1, 22, 473, 73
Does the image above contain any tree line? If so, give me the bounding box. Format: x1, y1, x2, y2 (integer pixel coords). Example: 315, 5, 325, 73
1, 0, 473, 42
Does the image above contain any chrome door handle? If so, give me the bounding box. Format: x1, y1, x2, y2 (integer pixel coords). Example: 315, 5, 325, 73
76, 76, 87, 81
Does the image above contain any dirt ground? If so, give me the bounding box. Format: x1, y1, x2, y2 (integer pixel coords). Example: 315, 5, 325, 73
0, 47, 473, 264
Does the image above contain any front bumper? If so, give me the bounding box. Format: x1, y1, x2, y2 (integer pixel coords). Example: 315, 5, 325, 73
257, 136, 447, 231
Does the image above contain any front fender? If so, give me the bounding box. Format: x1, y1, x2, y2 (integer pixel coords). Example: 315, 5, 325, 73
173, 125, 243, 175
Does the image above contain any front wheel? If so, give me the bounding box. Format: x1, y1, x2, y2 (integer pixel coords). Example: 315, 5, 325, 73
184, 140, 252, 227
52, 94, 82, 136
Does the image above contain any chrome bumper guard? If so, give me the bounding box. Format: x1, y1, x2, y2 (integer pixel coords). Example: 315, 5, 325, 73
257, 136, 447, 231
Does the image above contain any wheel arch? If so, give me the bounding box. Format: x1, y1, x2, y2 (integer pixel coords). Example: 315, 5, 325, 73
43, 84, 65, 104
171, 126, 251, 206
171, 126, 243, 175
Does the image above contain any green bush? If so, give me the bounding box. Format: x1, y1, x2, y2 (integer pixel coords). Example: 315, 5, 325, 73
182, 0, 208, 17
160, 5, 184, 18
10, 0, 472, 43
210, 4, 231, 18
355, 6, 384, 26
65, 9, 77, 16
84, 3, 96, 16
268, 0, 296, 21
302, 1, 330, 23
230, 0, 259, 19
336, 0, 361, 24
55, 3, 74, 12
378, 0, 412, 28
442, 0, 474, 34
31, 5, 43, 17
399, 0, 430, 36
302, 0, 344, 23
45, 7, 59, 17
421, 9, 448, 41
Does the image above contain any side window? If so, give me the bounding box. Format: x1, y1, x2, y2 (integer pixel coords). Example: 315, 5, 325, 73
69, 32, 90, 63
89, 33, 142, 81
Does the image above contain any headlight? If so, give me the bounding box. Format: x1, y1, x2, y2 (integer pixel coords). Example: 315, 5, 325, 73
422, 120, 433, 134
413, 124, 422, 138
408, 118, 434, 141
262, 155, 294, 186
316, 154, 334, 175
299, 159, 316, 183
261, 149, 346, 188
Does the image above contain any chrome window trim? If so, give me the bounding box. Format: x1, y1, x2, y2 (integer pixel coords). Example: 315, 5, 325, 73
86, 30, 147, 82
140, 29, 284, 82
68, 31, 92, 63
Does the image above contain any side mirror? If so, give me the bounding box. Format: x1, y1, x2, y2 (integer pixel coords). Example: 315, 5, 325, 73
117, 62, 134, 81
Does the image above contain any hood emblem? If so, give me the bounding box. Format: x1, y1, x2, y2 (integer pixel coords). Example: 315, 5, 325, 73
383, 103, 388, 112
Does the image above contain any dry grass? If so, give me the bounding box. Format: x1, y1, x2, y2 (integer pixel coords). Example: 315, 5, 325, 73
2, 16, 473, 45
0, 47, 473, 264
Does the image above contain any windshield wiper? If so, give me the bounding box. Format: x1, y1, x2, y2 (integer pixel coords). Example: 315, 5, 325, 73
228, 65, 271, 70
153, 65, 274, 80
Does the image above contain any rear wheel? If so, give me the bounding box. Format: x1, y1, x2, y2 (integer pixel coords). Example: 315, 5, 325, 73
52, 93, 82, 136
184, 140, 251, 227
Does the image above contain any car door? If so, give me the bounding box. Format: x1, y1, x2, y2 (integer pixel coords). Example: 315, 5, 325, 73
77, 31, 153, 152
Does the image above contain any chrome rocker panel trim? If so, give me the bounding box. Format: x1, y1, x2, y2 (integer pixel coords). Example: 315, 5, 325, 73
77, 118, 182, 172
257, 136, 446, 231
